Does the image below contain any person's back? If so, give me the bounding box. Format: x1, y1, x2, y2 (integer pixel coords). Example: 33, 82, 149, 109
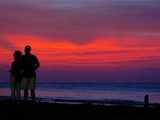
10, 60, 22, 82
10, 50, 22, 99
21, 45, 40, 100
22, 54, 39, 78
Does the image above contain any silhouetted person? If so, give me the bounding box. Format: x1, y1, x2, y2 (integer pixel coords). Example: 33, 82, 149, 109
21, 45, 40, 100
10, 50, 22, 100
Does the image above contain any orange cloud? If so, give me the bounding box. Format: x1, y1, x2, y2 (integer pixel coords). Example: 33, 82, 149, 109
2, 34, 160, 70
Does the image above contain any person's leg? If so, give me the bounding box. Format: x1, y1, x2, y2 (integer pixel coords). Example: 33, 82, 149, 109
11, 88, 16, 98
31, 89, 35, 100
10, 77, 16, 99
30, 77, 36, 100
23, 78, 29, 100
17, 90, 21, 100
16, 83, 21, 100
24, 89, 28, 100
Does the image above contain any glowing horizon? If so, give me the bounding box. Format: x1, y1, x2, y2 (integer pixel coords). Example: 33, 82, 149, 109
1, 34, 160, 69
0, 0, 160, 82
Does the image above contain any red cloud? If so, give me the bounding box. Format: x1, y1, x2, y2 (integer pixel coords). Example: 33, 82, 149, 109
1, 34, 159, 70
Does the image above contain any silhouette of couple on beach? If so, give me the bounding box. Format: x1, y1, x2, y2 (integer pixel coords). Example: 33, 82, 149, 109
10, 45, 40, 100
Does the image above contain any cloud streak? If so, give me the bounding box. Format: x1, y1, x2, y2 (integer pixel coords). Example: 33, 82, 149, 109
0, 0, 160, 43
0, 0, 160, 82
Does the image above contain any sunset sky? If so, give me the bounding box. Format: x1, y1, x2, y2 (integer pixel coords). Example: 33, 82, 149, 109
0, 0, 160, 83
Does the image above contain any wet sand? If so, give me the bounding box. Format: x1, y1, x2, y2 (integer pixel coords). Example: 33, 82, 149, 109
0, 96, 160, 120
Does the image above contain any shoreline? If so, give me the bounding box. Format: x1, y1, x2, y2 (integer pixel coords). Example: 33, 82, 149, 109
0, 96, 160, 119
0, 96, 159, 107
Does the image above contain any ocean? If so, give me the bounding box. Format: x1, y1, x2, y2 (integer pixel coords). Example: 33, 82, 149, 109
0, 83, 160, 103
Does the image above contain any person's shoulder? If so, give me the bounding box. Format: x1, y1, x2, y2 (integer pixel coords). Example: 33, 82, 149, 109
31, 54, 36, 57
11, 61, 17, 67
30, 54, 38, 59
22, 55, 25, 58
11, 61, 14, 66
21, 55, 26, 60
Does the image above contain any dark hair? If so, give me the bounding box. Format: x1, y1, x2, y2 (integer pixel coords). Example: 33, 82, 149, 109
25, 45, 32, 51
14, 50, 22, 58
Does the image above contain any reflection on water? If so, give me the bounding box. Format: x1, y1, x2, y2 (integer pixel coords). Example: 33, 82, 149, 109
0, 87, 160, 103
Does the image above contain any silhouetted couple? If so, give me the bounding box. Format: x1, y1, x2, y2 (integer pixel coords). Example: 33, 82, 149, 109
10, 45, 40, 100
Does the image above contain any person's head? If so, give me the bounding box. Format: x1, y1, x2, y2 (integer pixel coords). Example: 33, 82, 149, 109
13, 50, 22, 61
24, 45, 32, 55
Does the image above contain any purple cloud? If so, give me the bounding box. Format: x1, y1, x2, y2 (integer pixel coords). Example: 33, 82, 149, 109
0, 0, 160, 43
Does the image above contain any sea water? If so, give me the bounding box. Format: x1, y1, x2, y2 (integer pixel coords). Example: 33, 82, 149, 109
0, 83, 160, 103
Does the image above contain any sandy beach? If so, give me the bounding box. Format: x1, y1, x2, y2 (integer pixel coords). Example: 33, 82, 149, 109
0, 96, 160, 120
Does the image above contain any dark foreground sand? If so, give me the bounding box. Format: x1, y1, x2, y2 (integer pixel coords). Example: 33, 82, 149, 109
0, 97, 160, 120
